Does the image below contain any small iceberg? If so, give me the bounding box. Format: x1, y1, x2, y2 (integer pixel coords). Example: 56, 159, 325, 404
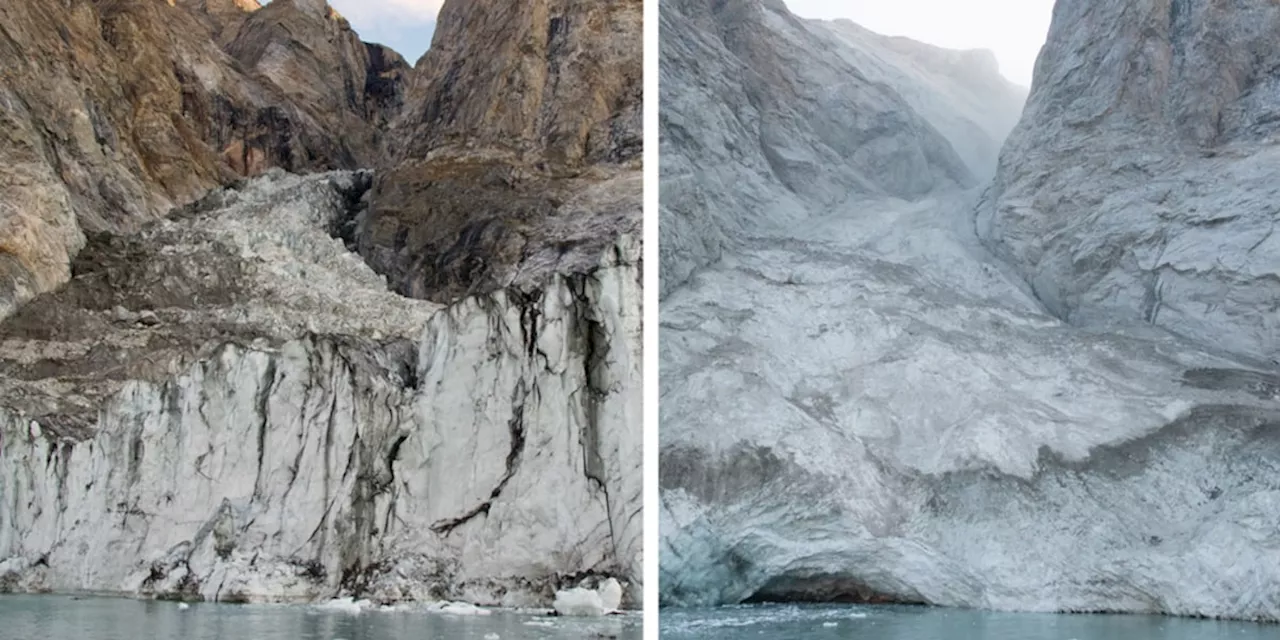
314, 597, 372, 614
435, 601, 492, 616
552, 577, 623, 617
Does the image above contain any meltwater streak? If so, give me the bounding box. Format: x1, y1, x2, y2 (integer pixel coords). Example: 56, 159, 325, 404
0, 595, 641, 640
660, 605, 1280, 639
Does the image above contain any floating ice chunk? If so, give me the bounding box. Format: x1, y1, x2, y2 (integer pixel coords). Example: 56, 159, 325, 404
315, 597, 368, 614
438, 602, 491, 616
177, 603, 190, 610
553, 578, 624, 617
483, 634, 500, 640
552, 587, 605, 617
822, 622, 837, 627
597, 578, 623, 612
524, 620, 557, 628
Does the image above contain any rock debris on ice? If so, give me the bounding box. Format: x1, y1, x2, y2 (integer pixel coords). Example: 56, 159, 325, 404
0, 172, 642, 609
659, 0, 1280, 623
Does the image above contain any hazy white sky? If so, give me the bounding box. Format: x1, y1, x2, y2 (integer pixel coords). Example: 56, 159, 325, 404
786, 0, 1055, 86
329, 0, 443, 64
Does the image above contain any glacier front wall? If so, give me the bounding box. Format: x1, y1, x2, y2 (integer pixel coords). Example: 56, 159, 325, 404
0, 239, 642, 607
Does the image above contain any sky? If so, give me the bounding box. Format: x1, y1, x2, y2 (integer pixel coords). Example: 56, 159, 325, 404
329, 0, 441, 63
786, 0, 1056, 86
259, 0, 442, 64
257, 0, 1054, 85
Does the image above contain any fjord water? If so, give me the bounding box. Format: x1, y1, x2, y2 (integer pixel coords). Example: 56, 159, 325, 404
0, 595, 640, 640
660, 605, 1280, 639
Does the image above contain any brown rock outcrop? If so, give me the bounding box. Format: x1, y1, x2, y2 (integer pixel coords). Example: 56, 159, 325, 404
361, 0, 644, 302
0, 0, 407, 318
1, 0, 642, 313
175, 0, 263, 44
225, 0, 409, 151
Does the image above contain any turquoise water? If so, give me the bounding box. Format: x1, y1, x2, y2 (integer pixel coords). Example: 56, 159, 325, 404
661, 605, 1280, 639
0, 595, 640, 640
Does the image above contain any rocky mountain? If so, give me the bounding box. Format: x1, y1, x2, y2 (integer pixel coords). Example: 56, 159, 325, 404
0, 0, 641, 608
0, 0, 401, 319
660, 0, 1280, 622
816, 19, 1027, 180
977, 0, 1280, 363
658, 0, 1004, 298
177, 0, 265, 45
363, 0, 643, 302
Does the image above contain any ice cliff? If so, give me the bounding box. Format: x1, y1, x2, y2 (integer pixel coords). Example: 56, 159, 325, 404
0, 0, 642, 608
660, 0, 1280, 622
0, 171, 642, 606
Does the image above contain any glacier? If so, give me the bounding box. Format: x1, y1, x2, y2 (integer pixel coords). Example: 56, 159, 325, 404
0, 171, 643, 606
659, 0, 1280, 621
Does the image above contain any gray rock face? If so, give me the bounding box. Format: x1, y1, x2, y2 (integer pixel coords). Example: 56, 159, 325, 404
659, 0, 1280, 622
0, 172, 643, 607
977, 0, 1280, 362
658, 0, 980, 298
815, 20, 1028, 180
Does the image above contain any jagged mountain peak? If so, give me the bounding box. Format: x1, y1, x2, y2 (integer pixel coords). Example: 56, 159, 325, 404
279, 0, 330, 18
176, 0, 262, 14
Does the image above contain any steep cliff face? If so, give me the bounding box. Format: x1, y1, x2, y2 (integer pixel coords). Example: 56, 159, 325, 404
0, 172, 643, 606
659, 192, 1280, 616
0, 0, 642, 609
659, 0, 1280, 622
658, 0, 986, 298
362, 0, 643, 303
976, 0, 1280, 362
816, 19, 1027, 180
0, 0, 404, 320
226, 0, 409, 137
176, 0, 263, 45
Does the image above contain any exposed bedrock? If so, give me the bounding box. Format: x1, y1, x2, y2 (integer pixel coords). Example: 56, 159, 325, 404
362, 0, 643, 303
977, 0, 1280, 362
0, 0, 407, 319
657, 0, 996, 299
